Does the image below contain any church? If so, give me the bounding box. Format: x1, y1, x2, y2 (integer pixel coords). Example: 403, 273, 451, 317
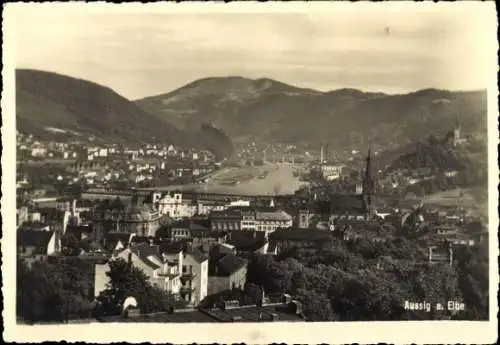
297, 148, 376, 229
328, 148, 376, 222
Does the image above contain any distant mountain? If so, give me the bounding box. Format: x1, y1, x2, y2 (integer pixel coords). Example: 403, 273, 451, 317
136, 77, 487, 147
15, 69, 234, 158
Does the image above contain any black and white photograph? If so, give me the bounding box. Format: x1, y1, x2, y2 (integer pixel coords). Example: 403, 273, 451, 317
2, 2, 498, 344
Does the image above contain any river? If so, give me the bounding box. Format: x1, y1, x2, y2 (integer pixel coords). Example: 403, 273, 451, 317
141, 163, 307, 196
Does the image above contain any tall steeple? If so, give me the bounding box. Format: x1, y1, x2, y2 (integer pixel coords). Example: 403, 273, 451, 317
362, 146, 375, 220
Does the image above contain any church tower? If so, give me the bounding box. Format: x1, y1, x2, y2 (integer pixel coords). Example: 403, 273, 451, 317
362, 147, 375, 220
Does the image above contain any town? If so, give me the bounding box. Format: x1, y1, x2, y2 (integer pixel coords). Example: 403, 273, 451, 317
16, 126, 489, 323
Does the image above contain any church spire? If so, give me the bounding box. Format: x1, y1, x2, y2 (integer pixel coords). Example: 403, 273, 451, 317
362, 146, 375, 220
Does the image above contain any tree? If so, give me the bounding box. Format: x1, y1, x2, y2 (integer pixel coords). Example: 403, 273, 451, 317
61, 233, 81, 256
296, 289, 337, 321
17, 258, 93, 323
240, 283, 262, 306
95, 258, 183, 317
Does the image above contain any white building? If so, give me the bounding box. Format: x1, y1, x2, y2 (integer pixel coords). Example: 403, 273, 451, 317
181, 248, 209, 306
318, 163, 346, 181
153, 192, 194, 219
115, 244, 182, 295
255, 210, 293, 233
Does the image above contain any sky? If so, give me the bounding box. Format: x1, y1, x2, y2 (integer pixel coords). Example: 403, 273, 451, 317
7, 2, 496, 100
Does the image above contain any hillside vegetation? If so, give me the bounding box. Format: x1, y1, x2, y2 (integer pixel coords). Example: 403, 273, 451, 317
16, 69, 234, 159
136, 77, 487, 147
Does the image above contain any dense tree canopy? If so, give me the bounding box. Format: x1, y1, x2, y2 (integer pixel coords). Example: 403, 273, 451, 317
245, 231, 488, 321
17, 258, 94, 323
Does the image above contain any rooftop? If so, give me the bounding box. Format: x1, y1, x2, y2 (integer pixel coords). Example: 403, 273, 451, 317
17, 229, 55, 248
216, 254, 247, 276
227, 230, 267, 252
184, 246, 209, 263
255, 210, 292, 221
159, 242, 184, 255
103, 232, 132, 251
269, 228, 334, 242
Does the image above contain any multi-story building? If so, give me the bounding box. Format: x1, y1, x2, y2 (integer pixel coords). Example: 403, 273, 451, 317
151, 191, 195, 219
106, 243, 182, 296
254, 208, 293, 233
268, 228, 334, 255
181, 247, 209, 306
210, 210, 243, 231
317, 163, 346, 181
208, 253, 248, 295
92, 197, 161, 242
210, 207, 293, 234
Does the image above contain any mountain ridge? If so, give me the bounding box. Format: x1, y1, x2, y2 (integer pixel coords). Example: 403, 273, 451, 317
135, 76, 487, 147
15, 69, 234, 159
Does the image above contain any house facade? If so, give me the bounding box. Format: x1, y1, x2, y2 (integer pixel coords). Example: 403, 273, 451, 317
208, 254, 247, 295
115, 244, 182, 295
181, 248, 209, 306
92, 198, 161, 241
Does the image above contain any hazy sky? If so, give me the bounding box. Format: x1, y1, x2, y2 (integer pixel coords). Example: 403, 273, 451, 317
7, 3, 496, 99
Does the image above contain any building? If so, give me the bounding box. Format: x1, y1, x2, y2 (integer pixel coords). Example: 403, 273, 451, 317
208, 254, 248, 295
65, 224, 94, 241
151, 191, 194, 219
210, 207, 293, 234
190, 227, 227, 248
226, 230, 268, 256
92, 196, 161, 242
17, 229, 57, 260
211, 210, 243, 231
181, 247, 209, 306
94, 262, 111, 297
156, 219, 211, 243
102, 232, 133, 252
114, 242, 182, 295
30, 197, 58, 209
297, 209, 314, 229
268, 228, 334, 254
318, 163, 346, 181
17, 206, 29, 227
240, 209, 257, 230
81, 188, 133, 202
254, 208, 293, 233
428, 243, 454, 266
